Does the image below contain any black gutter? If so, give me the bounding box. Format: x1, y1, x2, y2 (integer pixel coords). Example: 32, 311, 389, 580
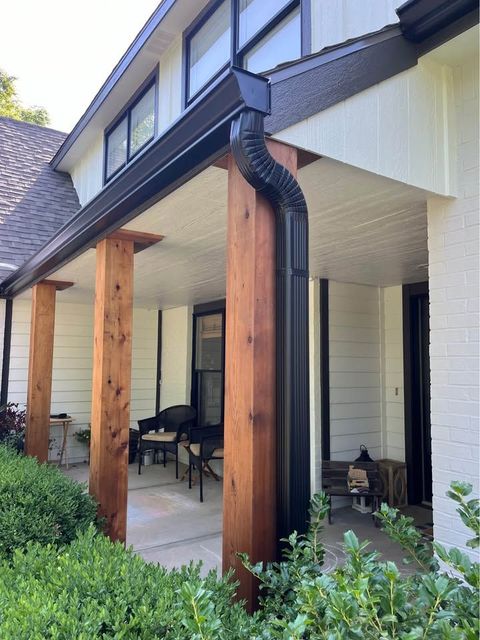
155, 310, 162, 415
231, 109, 310, 542
396, 0, 478, 42
0, 68, 270, 299
1, 299, 13, 405
50, 0, 177, 169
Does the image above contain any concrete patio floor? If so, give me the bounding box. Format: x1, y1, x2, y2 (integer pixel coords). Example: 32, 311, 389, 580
63, 461, 424, 576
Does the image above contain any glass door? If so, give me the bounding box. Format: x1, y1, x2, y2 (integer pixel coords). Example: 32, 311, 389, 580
192, 310, 225, 426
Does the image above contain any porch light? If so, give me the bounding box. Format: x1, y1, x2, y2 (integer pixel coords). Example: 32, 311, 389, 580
355, 444, 373, 463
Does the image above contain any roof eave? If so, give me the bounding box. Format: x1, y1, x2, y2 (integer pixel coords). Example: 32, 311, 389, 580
1, 68, 269, 298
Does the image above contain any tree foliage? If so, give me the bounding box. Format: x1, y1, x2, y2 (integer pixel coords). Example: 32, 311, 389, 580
0, 69, 49, 126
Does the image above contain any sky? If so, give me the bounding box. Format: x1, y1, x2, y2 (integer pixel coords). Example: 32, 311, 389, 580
0, 0, 161, 132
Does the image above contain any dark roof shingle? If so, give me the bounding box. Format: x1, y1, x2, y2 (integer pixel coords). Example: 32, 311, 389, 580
0, 117, 80, 283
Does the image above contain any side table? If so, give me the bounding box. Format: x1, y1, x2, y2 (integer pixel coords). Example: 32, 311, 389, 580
50, 417, 74, 468
377, 458, 407, 507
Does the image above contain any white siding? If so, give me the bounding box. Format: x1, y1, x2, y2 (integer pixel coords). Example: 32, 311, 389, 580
0, 299, 5, 391
329, 281, 383, 461
274, 59, 456, 196
158, 36, 183, 135
69, 36, 183, 207
427, 51, 479, 555
381, 286, 405, 461
6, 299, 157, 464
311, 0, 399, 54
160, 306, 193, 410
309, 279, 322, 491
70, 133, 104, 206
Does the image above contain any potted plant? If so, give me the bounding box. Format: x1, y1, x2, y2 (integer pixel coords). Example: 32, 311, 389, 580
74, 427, 139, 464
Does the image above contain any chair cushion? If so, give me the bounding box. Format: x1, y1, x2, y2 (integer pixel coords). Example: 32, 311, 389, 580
190, 444, 224, 458
142, 432, 177, 442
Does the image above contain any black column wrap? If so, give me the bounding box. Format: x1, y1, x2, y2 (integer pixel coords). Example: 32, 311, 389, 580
230, 109, 310, 542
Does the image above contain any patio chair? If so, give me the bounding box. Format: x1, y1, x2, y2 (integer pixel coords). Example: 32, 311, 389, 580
137, 405, 197, 478
187, 424, 224, 502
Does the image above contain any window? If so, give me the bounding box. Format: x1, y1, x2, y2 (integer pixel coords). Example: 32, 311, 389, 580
104, 76, 156, 182
184, 0, 304, 104
243, 5, 301, 73
187, 1, 231, 101
238, 0, 291, 47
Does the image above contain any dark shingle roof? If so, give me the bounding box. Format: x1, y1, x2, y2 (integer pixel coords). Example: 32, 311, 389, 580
0, 117, 80, 283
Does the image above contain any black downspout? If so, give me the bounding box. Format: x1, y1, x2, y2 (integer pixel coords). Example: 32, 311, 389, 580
1, 299, 13, 406
230, 109, 310, 542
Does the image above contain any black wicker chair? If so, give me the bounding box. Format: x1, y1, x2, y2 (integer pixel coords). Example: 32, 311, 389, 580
187, 424, 224, 502
137, 405, 196, 478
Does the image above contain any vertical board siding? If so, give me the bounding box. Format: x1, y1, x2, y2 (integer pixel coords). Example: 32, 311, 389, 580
160, 306, 193, 410
275, 59, 455, 196
70, 133, 104, 206
381, 286, 405, 461
158, 35, 183, 135
70, 37, 183, 207
6, 299, 157, 463
311, 0, 398, 54
329, 281, 383, 461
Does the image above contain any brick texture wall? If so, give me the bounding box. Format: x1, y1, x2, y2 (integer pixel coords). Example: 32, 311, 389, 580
427, 52, 479, 554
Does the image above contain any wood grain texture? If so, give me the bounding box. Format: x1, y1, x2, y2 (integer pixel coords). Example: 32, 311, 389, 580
108, 229, 164, 253
89, 237, 134, 543
25, 282, 57, 462
222, 140, 297, 610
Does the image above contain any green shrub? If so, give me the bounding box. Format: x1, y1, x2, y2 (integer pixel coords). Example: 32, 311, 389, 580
243, 483, 480, 639
0, 445, 98, 557
0, 527, 253, 639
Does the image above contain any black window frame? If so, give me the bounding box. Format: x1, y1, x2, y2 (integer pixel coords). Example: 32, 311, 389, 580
103, 66, 159, 184
183, 0, 310, 108
190, 300, 226, 427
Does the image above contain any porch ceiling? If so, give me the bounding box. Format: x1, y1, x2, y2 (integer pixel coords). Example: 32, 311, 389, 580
30, 157, 429, 308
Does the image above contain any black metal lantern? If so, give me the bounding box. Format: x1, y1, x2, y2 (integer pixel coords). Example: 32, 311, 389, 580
355, 444, 373, 463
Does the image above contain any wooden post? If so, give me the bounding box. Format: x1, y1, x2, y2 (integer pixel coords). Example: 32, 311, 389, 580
223, 141, 298, 609
89, 236, 134, 543
25, 282, 58, 462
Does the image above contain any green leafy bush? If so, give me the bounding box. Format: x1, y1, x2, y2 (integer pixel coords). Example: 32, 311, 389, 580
0, 527, 252, 639
0, 445, 98, 557
243, 483, 480, 639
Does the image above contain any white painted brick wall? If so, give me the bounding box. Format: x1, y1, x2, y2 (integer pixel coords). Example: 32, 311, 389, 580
427, 50, 479, 556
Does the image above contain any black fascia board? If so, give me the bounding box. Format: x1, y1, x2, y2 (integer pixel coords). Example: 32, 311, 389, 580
0, 68, 270, 299
265, 25, 418, 134
50, 0, 177, 170
397, 0, 478, 42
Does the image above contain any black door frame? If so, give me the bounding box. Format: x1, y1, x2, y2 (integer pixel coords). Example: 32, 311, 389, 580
402, 281, 431, 505
191, 299, 226, 426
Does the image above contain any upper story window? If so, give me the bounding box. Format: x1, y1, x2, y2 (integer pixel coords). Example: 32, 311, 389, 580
104, 76, 157, 183
188, 1, 231, 100
185, 0, 304, 105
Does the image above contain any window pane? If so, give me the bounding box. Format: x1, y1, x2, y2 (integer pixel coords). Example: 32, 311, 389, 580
189, 1, 231, 98
239, 0, 291, 47
244, 7, 301, 73
195, 314, 223, 370
106, 117, 127, 178
130, 85, 155, 156
198, 371, 222, 425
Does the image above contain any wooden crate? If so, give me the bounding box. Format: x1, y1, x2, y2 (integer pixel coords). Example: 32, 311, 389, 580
377, 459, 407, 507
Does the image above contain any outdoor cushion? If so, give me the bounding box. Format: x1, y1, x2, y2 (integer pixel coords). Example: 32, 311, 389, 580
142, 432, 177, 442
190, 444, 224, 458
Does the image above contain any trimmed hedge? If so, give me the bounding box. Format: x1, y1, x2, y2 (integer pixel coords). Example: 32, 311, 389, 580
0, 527, 252, 639
0, 445, 98, 557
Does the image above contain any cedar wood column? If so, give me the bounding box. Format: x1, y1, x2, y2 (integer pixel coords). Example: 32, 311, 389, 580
25, 281, 58, 462
223, 140, 298, 609
89, 236, 134, 543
